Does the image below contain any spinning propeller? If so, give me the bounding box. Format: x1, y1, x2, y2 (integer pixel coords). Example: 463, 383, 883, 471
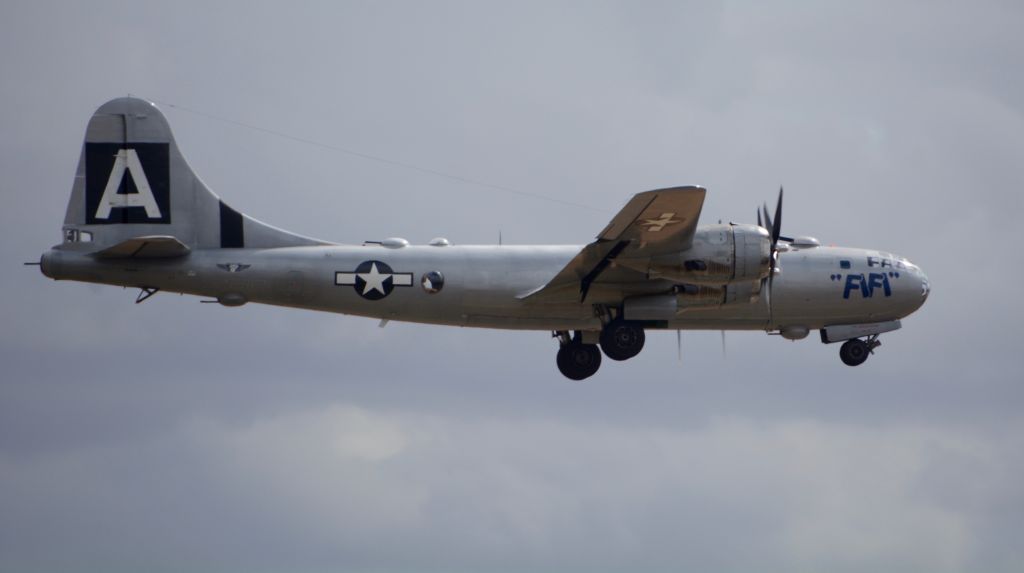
758, 187, 790, 304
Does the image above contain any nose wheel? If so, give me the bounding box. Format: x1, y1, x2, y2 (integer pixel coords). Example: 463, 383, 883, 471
839, 335, 880, 366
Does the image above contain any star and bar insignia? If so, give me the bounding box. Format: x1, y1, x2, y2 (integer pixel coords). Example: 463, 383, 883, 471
335, 260, 414, 300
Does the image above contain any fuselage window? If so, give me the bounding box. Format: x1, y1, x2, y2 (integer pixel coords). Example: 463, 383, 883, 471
63, 229, 94, 243
839, 260, 851, 269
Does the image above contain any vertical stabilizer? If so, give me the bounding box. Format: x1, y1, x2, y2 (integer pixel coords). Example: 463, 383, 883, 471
60, 97, 328, 251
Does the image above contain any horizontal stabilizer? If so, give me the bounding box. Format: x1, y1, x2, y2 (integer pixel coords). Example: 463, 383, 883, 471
92, 235, 190, 259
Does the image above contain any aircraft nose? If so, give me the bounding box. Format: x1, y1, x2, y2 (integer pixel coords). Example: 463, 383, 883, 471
918, 267, 930, 304
907, 261, 929, 311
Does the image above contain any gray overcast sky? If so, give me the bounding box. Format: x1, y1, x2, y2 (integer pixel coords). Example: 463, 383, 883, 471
2, 1, 1023, 572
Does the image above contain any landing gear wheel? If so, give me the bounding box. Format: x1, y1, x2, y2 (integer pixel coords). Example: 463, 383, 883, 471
557, 343, 602, 380
599, 320, 646, 361
839, 338, 870, 366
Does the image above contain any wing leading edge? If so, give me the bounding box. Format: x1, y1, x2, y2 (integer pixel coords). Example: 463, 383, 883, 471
522, 186, 706, 303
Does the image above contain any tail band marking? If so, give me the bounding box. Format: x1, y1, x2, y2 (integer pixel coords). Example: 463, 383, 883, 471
219, 201, 245, 248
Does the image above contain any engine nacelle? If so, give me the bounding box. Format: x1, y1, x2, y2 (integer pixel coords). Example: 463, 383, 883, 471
625, 224, 771, 285
622, 281, 764, 320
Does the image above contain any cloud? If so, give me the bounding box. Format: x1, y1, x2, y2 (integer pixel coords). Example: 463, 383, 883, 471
5, 402, 1014, 572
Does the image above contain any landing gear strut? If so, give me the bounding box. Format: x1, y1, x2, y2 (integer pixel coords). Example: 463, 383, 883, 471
839, 335, 881, 366
554, 331, 602, 380
599, 319, 645, 361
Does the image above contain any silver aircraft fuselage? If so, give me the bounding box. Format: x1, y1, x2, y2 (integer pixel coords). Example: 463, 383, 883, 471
42, 242, 928, 332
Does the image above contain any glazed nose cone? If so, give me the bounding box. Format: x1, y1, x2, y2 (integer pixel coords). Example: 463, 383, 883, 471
919, 267, 930, 305
908, 261, 929, 313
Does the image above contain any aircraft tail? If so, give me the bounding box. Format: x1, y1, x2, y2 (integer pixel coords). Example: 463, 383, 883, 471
59, 97, 327, 253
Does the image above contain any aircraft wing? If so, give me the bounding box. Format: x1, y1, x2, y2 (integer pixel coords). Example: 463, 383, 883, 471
523, 186, 706, 303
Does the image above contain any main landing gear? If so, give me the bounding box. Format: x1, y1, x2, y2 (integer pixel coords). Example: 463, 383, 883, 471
839, 335, 881, 366
556, 336, 602, 381
599, 319, 646, 361
554, 320, 646, 380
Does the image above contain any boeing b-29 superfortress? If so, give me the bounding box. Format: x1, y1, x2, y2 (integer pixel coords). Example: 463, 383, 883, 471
37, 97, 929, 379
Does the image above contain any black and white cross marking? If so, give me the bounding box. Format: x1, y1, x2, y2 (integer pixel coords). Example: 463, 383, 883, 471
335, 260, 414, 300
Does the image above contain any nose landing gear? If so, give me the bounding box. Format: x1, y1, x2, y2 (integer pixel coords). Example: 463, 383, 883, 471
839, 335, 881, 366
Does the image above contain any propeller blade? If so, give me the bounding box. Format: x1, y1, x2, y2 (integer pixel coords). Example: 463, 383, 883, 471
772, 187, 783, 244
677, 330, 682, 363
720, 330, 727, 359
762, 203, 773, 240
757, 209, 762, 228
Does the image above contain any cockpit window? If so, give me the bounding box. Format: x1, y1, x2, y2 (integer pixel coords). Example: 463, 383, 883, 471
839, 260, 851, 269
